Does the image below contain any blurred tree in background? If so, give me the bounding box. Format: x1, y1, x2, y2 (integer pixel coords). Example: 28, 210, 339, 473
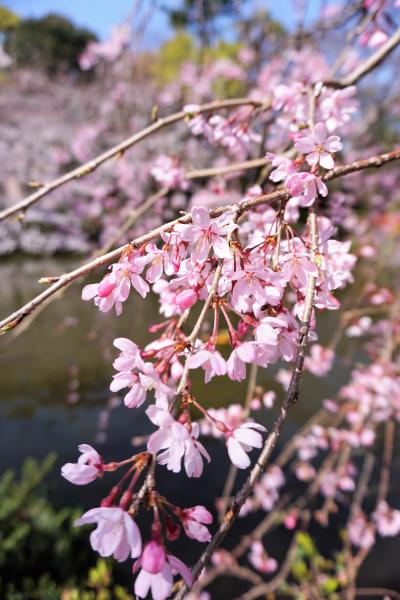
166, 0, 249, 46
4, 13, 96, 73
0, 6, 19, 32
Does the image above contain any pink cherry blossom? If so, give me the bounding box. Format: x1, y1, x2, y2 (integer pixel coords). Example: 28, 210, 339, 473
61, 443, 103, 485
133, 540, 192, 600
254, 465, 285, 511
268, 154, 296, 182
295, 122, 343, 169
113, 338, 145, 372
231, 262, 283, 316
110, 339, 175, 409
110, 371, 147, 408
176, 288, 198, 310
285, 172, 328, 207
281, 253, 319, 290
187, 348, 227, 383
146, 406, 210, 477
226, 422, 266, 469
151, 155, 188, 190
82, 250, 150, 315
175, 206, 237, 263
248, 541, 278, 574
372, 501, 400, 537
75, 506, 142, 561
320, 86, 358, 131
304, 344, 335, 376
79, 23, 131, 70
181, 506, 213, 542
199, 404, 246, 438
227, 322, 279, 382
144, 244, 174, 283
348, 510, 375, 549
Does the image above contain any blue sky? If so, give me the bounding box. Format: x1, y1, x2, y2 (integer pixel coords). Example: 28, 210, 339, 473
3, 0, 326, 45
4, 0, 176, 45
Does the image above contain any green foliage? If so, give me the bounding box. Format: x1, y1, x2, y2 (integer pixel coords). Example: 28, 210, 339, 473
0, 6, 19, 32
166, 0, 246, 44
289, 532, 344, 597
0, 455, 132, 599
151, 30, 197, 84
5, 13, 96, 73
150, 30, 245, 96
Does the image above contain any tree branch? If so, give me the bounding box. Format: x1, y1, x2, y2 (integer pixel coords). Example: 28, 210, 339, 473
1, 148, 399, 335
172, 208, 319, 599
326, 26, 400, 88
0, 98, 265, 222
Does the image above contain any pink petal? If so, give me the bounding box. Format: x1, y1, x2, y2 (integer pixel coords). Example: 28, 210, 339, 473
168, 555, 193, 586
187, 350, 208, 369
319, 152, 334, 170
131, 274, 149, 298
295, 137, 315, 153
227, 437, 251, 469
82, 283, 98, 300
305, 152, 319, 167
192, 206, 210, 229
212, 236, 231, 259
113, 337, 137, 352
134, 569, 151, 599
234, 427, 263, 448
314, 122, 327, 144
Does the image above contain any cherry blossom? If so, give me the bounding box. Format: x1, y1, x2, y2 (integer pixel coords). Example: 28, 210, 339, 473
151, 155, 188, 190
133, 540, 192, 600
285, 172, 328, 207
180, 506, 213, 542
248, 541, 278, 574
82, 249, 150, 315
187, 347, 227, 383
175, 206, 237, 262
75, 507, 142, 561
254, 465, 285, 511
294, 122, 343, 169
61, 444, 103, 485
146, 406, 210, 477
304, 344, 335, 376
348, 510, 375, 549
226, 422, 266, 469
372, 501, 400, 537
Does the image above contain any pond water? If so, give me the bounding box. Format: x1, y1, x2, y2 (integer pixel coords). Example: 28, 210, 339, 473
1, 256, 399, 594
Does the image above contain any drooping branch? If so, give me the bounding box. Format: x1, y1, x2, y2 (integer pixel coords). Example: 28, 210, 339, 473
0, 98, 265, 223
173, 208, 320, 599
1, 148, 400, 335
3, 17, 400, 227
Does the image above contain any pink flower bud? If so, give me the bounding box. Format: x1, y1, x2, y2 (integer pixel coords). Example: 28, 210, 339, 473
98, 277, 116, 298
141, 540, 166, 574
176, 289, 197, 310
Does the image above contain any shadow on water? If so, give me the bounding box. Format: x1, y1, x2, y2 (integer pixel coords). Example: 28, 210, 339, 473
0, 256, 399, 593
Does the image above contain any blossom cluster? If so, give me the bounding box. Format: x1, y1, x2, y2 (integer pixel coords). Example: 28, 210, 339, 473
55, 13, 400, 597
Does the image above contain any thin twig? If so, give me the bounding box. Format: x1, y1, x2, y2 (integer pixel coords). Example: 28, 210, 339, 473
326, 26, 400, 88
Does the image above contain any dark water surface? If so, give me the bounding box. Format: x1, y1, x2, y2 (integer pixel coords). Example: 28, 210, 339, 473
1, 256, 399, 594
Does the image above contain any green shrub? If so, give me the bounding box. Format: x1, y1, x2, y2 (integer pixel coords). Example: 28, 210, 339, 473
0, 455, 132, 599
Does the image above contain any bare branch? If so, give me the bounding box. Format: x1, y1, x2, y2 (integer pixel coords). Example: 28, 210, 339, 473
326, 26, 400, 88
